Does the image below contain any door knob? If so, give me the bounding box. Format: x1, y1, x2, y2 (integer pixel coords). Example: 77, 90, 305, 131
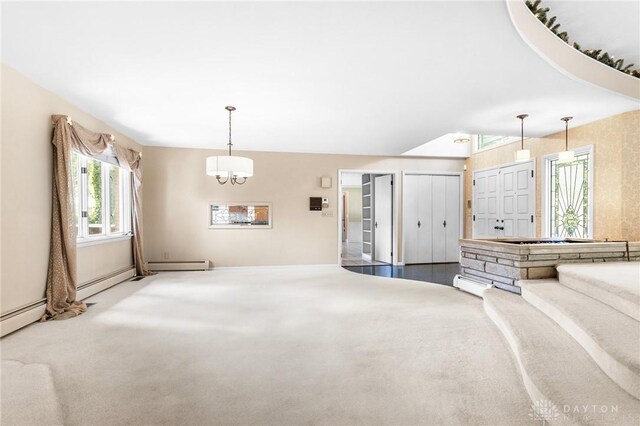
443, 220, 447, 227
375, 221, 378, 228
417, 220, 421, 228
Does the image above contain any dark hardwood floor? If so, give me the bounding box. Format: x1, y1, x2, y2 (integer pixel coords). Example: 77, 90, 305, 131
342, 262, 460, 286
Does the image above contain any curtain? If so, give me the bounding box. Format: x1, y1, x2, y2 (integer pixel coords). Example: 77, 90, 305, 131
42, 115, 153, 321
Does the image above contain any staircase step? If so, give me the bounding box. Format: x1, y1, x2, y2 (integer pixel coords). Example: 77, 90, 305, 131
484, 288, 640, 425
521, 279, 640, 400
557, 262, 640, 321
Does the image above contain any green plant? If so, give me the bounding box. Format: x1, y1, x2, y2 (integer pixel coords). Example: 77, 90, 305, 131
525, 0, 639, 78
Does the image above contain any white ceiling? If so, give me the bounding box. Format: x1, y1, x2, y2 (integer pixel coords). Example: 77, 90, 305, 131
2, 1, 639, 156
402, 133, 471, 158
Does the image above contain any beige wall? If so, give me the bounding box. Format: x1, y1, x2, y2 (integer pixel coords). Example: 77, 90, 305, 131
1, 65, 143, 314
344, 187, 362, 222
463, 110, 640, 241
143, 147, 464, 267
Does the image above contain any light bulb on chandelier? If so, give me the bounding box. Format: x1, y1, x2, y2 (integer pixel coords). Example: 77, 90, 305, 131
206, 106, 254, 185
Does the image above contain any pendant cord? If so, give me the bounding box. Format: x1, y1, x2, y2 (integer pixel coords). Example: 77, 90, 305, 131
565, 119, 568, 151
228, 108, 233, 156
521, 118, 524, 150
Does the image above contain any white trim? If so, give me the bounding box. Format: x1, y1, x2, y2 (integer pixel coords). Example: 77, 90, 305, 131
74, 152, 133, 242
77, 234, 132, 248
212, 264, 339, 271
401, 171, 464, 264
541, 145, 594, 239
337, 169, 400, 266
1, 267, 135, 337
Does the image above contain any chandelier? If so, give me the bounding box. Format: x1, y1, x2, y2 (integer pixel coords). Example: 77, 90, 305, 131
206, 106, 253, 185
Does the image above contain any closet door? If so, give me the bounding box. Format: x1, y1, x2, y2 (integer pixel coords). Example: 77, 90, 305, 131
445, 175, 460, 262
403, 175, 419, 264
432, 175, 447, 263
418, 175, 433, 263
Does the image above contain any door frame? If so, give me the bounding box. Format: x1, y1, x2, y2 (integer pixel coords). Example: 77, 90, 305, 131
540, 145, 594, 239
337, 169, 401, 266
471, 159, 536, 239
402, 171, 464, 264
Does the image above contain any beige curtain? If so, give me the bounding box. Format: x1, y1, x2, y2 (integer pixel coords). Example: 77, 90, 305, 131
42, 115, 153, 321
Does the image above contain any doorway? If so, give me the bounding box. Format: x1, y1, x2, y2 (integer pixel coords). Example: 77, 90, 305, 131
338, 170, 398, 267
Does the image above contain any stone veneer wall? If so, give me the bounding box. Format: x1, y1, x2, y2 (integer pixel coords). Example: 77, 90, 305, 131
459, 239, 640, 294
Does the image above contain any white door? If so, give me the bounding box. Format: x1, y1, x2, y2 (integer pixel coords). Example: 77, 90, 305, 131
445, 175, 460, 262
473, 162, 535, 239
473, 168, 500, 238
418, 175, 433, 263
432, 175, 447, 262
403, 175, 419, 264
500, 162, 535, 238
374, 175, 393, 264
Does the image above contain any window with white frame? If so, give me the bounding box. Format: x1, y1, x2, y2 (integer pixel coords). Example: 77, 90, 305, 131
475, 135, 521, 151
71, 151, 132, 242
545, 147, 593, 239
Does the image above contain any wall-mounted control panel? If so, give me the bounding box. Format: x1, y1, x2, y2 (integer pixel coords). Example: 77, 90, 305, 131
310, 197, 330, 211
310, 197, 322, 211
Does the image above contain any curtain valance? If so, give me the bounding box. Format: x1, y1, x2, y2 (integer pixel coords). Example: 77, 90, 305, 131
43, 115, 153, 321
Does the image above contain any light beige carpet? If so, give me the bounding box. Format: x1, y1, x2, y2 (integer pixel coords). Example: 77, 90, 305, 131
1, 267, 535, 425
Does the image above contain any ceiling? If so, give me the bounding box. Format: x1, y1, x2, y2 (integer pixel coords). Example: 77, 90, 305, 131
2, 1, 638, 156
546, 1, 640, 68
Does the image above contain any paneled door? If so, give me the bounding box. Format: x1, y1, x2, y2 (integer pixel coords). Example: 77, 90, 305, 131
374, 175, 393, 264
500, 162, 535, 238
473, 168, 500, 239
473, 161, 535, 239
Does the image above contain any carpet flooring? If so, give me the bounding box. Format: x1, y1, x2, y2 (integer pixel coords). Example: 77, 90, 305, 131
1, 267, 536, 425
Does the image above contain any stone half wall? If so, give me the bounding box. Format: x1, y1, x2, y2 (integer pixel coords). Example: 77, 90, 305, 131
459, 239, 640, 294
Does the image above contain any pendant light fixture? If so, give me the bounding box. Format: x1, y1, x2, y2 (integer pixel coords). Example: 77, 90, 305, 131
558, 116, 575, 164
515, 113, 530, 162
206, 106, 253, 185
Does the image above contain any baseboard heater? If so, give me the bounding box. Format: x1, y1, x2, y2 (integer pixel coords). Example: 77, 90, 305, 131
453, 274, 492, 298
147, 260, 210, 272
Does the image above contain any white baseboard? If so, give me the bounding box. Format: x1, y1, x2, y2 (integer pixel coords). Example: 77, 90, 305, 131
212, 264, 339, 272
147, 260, 209, 272
1, 267, 135, 337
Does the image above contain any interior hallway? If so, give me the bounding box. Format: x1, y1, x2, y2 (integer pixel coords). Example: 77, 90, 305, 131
341, 241, 389, 267
1, 268, 535, 425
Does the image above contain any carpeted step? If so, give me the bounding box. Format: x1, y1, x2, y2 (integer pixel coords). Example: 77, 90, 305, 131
521, 279, 640, 400
557, 262, 640, 321
484, 288, 640, 425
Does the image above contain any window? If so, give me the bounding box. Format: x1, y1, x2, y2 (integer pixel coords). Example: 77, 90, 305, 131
545, 147, 593, 239
71, 151, 132, 242
209, 202, 272, 228
476, 135, 521, 151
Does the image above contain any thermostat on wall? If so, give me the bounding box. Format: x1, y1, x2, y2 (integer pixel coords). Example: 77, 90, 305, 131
310, 197, 322, 211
